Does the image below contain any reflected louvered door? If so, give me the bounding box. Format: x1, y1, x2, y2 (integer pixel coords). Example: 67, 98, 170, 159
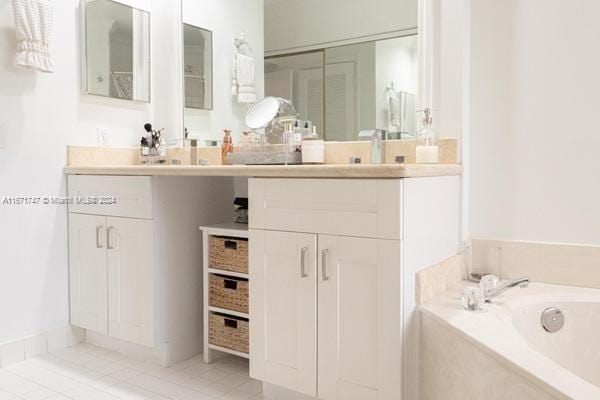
325, 62, 355, 141
298, 67, 324, 132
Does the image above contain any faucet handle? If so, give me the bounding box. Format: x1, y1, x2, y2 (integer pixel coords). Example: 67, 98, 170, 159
461, 286, 486, 312
479, 274, 500, 294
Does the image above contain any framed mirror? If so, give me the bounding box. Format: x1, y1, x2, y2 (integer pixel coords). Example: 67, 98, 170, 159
183, 24, 213, 110
82, 0, 151, 102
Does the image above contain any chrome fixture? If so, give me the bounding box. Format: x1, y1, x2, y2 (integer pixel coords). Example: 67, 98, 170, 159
484, 276, 529, 301
541, 307, 565, 333
358, 129, 387, 164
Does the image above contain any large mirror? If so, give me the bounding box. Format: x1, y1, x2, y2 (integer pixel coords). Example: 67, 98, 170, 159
265, 35, 418, 142
183, 24, 213, 110
83, 0, 150, 102
263, 0, 418, 142
177, 0, 417, 144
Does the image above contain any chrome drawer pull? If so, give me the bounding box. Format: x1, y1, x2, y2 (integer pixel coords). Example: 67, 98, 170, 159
300, 246, 309, 278
96, 225, 104, 249
106, 226, 115, 250
321, 249, 329, 281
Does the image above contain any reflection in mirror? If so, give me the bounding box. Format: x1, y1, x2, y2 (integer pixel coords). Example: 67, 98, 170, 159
83, 0, 150, 102
265, 35, 417, 141
183, 24, 213, 110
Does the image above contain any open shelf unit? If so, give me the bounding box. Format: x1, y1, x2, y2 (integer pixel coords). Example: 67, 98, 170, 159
200, 222, 249, 363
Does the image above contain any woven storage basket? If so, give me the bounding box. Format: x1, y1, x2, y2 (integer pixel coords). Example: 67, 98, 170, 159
209, 313, 249, 354
210, 236, 249, 274
209, 274, 249, 314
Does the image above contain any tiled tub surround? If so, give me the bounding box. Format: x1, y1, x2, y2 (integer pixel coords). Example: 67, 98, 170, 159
66, 138, 459, 167
470, 239, 600, 288
415, 255, 463, 305
420, 282, 600, 400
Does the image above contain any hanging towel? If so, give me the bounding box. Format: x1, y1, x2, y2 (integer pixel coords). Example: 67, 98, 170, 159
386, 88, 401, 128
12, 0, 54, 73
232, 52, 256, 103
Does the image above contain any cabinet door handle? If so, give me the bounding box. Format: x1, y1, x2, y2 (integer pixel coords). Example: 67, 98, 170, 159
96, 225, 104, 249
106, 226, 114, 250
321, 249, 329, 281
300, 246, 309, 278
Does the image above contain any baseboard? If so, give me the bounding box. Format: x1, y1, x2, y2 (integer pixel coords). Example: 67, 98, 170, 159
85, 331, 169, 366
262, 383, 315, 400
0, 325, 85, 368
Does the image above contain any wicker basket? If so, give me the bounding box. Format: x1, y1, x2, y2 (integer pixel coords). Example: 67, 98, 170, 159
210, 236, 249, 274
209, 313, 249, 354
209, 274, 249, 314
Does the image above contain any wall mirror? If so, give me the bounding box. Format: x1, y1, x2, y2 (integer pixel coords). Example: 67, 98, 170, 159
265, 37, 418, 142
82, 0, 151, 102
264, 0, 418, 142
183, 24, 213, 110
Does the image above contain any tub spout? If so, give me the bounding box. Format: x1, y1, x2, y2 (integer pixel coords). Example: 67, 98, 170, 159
485, 276, 529, 301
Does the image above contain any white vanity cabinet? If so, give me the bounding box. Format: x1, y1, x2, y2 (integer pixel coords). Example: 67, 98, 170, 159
69, 213, 155, 346
68, 213, 109, 335
250, 230, 318, 397
67, 175, 234, 365
249, 177, 459, 400
68, 176, 155, 347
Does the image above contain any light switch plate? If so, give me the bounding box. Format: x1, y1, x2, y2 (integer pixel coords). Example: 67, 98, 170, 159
97, 128, 109, 147
0, 121, 7, 149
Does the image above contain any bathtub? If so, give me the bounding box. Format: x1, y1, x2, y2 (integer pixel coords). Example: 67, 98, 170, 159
419, 282, 600, 400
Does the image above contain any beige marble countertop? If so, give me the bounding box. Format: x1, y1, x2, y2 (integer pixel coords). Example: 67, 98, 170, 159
63, 163, 463, 178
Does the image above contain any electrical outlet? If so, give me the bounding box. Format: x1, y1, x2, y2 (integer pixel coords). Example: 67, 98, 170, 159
97, 128, 109, 147
0, 121, 7, 149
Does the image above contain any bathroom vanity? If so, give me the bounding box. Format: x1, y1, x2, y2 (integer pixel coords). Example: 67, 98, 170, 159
66, 174, 233, 365
64, 161, 460, 400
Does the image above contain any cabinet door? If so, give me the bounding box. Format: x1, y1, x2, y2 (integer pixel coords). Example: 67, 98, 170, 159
318, 236, 402, 400
250, 230, 317, 398
107, 217, 155, 347
69, 213, 108, 334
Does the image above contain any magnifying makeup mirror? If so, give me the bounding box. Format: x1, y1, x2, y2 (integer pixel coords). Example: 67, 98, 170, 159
245, 96, 298, 136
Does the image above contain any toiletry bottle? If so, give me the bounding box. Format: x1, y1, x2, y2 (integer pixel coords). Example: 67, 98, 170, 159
140, 137, 149, 164
415, 108, 439, 163
221, 129, 233, 164
303, 121, 313, 138
239, 131, 254, 153
158, 136, 167, 163
292, 120, 303, 152
282, 123, 293, 153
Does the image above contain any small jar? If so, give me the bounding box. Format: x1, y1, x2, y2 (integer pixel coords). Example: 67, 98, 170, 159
302, 126, 324, 164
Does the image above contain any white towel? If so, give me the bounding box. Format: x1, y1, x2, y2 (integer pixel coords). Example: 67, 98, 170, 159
386, 89, 401, 128
232, 52, 256, 103
12, 0, 54, 73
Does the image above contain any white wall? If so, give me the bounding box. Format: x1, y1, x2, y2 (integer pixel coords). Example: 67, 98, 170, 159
265, 0, 417, 54
0, 0, 182, 344
470, 0, 600, 245
183, 0, 264, 144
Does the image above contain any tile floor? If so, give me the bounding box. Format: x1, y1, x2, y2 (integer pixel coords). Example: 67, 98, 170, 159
0, 343, 264, 400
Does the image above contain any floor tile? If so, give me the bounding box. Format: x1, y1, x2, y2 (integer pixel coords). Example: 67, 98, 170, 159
0, 342, 259, 400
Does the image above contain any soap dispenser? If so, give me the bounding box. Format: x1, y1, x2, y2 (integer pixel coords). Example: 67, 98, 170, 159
415, 108, 439, 163
221, 129, 233, 164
